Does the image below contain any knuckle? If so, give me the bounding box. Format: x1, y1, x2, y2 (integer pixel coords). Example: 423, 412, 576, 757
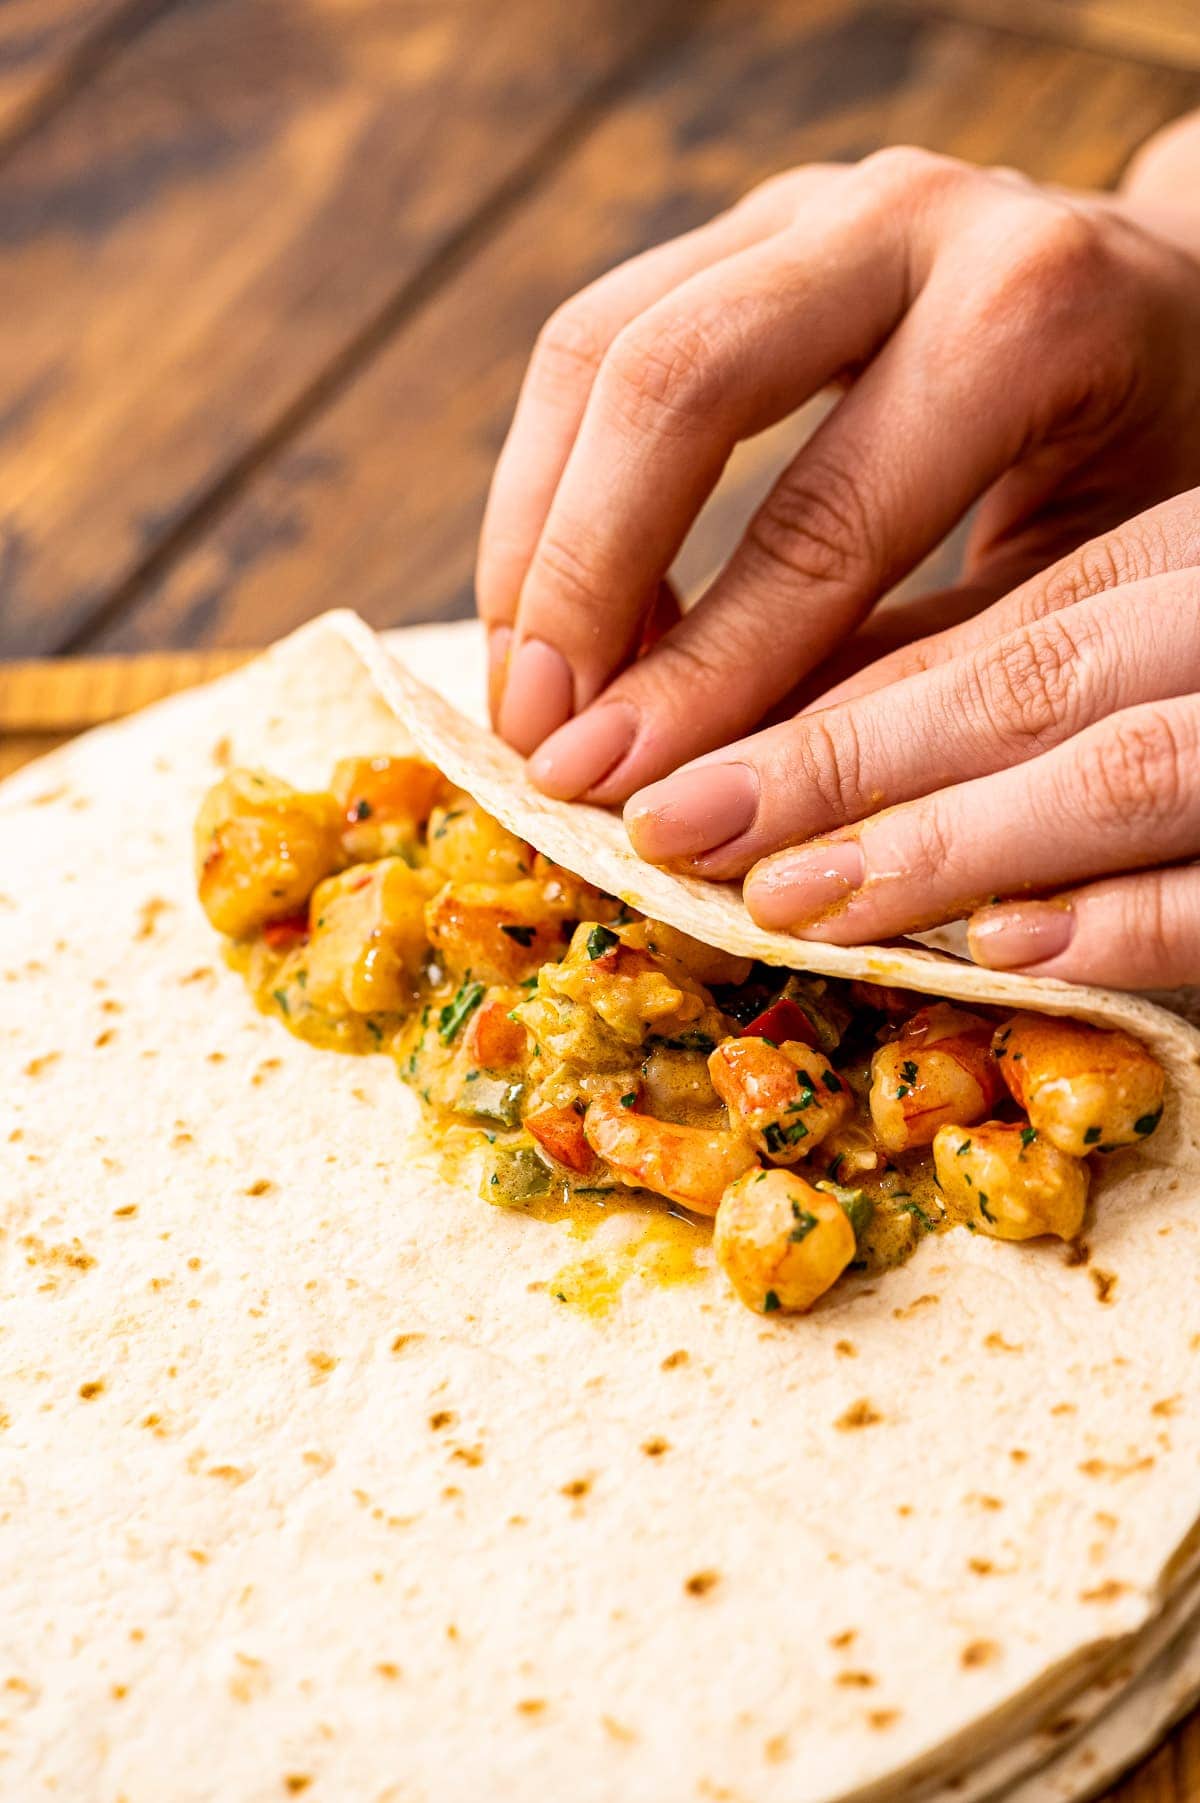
531, 529, 609, 618
1070, 707, 1191, 835
531, 299, 610, 392
745, 460, 877, 596
857, 145, 961, 204
978, 618, 1086, 753
603, 310, 727, 433
786, 712, 866, 823
1036, 513, 1175, 617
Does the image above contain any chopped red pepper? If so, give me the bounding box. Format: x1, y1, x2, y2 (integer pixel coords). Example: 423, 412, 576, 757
742, 998, 816, 1047
469, 1000, 528, 1070
262, 909, 310, 951
525, 1104, 598, 1175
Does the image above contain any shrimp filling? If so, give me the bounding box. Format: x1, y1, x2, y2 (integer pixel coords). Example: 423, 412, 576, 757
195, 758, 1166, 1316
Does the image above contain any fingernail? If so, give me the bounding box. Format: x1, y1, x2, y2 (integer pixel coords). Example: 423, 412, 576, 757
529, 703, 638, 800
497, 638, 574, 755
487, 626, 512, 721
625, 764, 759, 861
744, 839, 865, 931
968, 901, 1074, 970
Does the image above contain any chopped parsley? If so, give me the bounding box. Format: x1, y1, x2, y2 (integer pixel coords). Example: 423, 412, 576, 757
900, 1059, 919, 1084
896, 1199, 937, 1233
432, 810, 463, 838
978, 1192, 995, 1223
653, 1031, 718, 1053
817, 1180, 873, 1241
764, 1119, 809, 1154
789, 1202, 818, 1243
1135, 1109, 1163, 1136
1083, 1126, 1102, 1146
438, 979, 485, 1044
586, 924, 619, 960
763, 1290, 782, 1313
956, 1139, 972, 1156
1020, 1126, 1037, 1147
619, 1092, 637, 1109
272, 987, 290, 1016
500, 923, 536, 947
352, 798, 372, 821
822, 1071, 843, 1093
827, 1153, 844, 1181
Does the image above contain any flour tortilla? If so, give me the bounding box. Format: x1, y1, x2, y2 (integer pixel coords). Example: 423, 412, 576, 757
3, 611, 1200, 1803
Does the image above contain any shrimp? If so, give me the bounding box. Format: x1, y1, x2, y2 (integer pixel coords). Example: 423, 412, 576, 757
933, 1121, 1089, 1242
306, 858, 439, 1013
714, 1168, 857, 1314
547, 925, 721, 1047
708, 1037, 852, 1163
194, 770, 342, 938
425, 879, 573, 985
583, 1095, 757, 1215
993, 1014, 1165, 1156
331, 755, 447, 861
427, 798, 534, 885
869, 1004, 1003, 1156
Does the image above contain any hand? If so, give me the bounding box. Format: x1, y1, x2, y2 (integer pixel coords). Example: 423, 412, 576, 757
623, 489, 1200, 990
477, 147, 1200, 806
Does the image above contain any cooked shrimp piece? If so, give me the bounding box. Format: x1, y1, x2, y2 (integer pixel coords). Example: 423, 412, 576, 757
869, 1004, 1003, 1156
994, 1014, 1165, 1155
583, 1096, 756, 1215
427, 798, 533, 885
933, 1121, 1088, 1241
331, 755, 447, 860
547, 925, 720, 1047
425, 879, 572, 984
714, 1168, 857, 1314
194, 770, 342, 938
621, 919, 753, 988
306, 859, 439, 1013
708, 1037, 852, 1163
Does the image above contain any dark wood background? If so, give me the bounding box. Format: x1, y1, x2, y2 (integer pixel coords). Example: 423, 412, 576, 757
4, 5, 1200, 1793
2, 0, 1199, 665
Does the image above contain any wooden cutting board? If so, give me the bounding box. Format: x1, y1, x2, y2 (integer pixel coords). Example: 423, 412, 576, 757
2, 647, 1199, 1803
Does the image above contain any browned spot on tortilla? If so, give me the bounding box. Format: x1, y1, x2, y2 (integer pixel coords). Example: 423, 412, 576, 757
892, 1294, 938, 1320
1010, 1448, 1029, 1463
110, 1684, 127, 1700
966, 1494, 1003, 1511
451, 1445, 484, 1468
1044, 1715, 1080, 1739
1079, 1455, 1154, 1480
836, 1399, 882, 1430
516, 1698, 546, 1716
31, 786, 68, 807
94, 1029, 116, 1048
836, 1671, 875, 1689
245, 1179, 274, 1197
961, 1640, 1000, 1668
1064, 1239, 1090, 1267
376, 1662, 401, 1680
307, 1352, 337, 1383
391, 1333, 423, 1354
22, 1053, 59, 1079
685, 1570, 720, 1597
561, 1477, 591, 1499
172, 1131, 193, 1149
764, 1733, 790, 1764
113, 1205, 137, 1218
181, 967, 215, 985
141, 1413, 167, 1436
984, 1332, 1022, 1353
212, 736, 233, 768
603, 1715, 637, 1742
1081, 1580, 1131, 1604
206, 1051, 225, 1064
23, 1235, 94, 1272
869, 1710, 900, 1731
429, 1411, 456, 1431
896, 1504, 913, 1517
1152, 1396, 1181, 1417
136, 898, 172, 940
284, 1780, 312, 1797
834, 1339, 857, 1357
829, 1629, 857, 1649
968, 1558, 994, 1576
661, 1349, 689, 1370
1090, 1268, 1117, 1305
208, 1465, 250, 1485
78, 1380, 105, 1400
1050, 1401, 1076, 1415
641, 1436, 669, 1457
100, 998, 122, 1014
8, 1129, 23, 1142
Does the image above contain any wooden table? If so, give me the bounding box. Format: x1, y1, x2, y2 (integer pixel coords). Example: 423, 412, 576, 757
4, 2, 1200, 1795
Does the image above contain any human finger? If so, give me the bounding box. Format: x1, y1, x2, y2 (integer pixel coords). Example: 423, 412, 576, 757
967, 867, 1200, 989
742, 695, 1200, 942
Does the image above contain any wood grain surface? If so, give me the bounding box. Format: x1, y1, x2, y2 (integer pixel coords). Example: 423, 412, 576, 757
4, 2, 1200, 1792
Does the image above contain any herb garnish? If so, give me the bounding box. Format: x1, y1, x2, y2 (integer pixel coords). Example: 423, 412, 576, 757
789, 1201, 818, 1243
619, 1092, 637, 1109
438, 979, 485, 1044
764, 1119, 809, 1154
763, 1290, 781, 1313
1135, 1109, 1163, 1136
500, 924, 536, 947
1083, 1126, 1102, 1146
586, 924, 619, 960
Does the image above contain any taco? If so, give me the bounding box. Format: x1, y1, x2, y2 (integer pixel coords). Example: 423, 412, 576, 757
4, 611, 1200, 1802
